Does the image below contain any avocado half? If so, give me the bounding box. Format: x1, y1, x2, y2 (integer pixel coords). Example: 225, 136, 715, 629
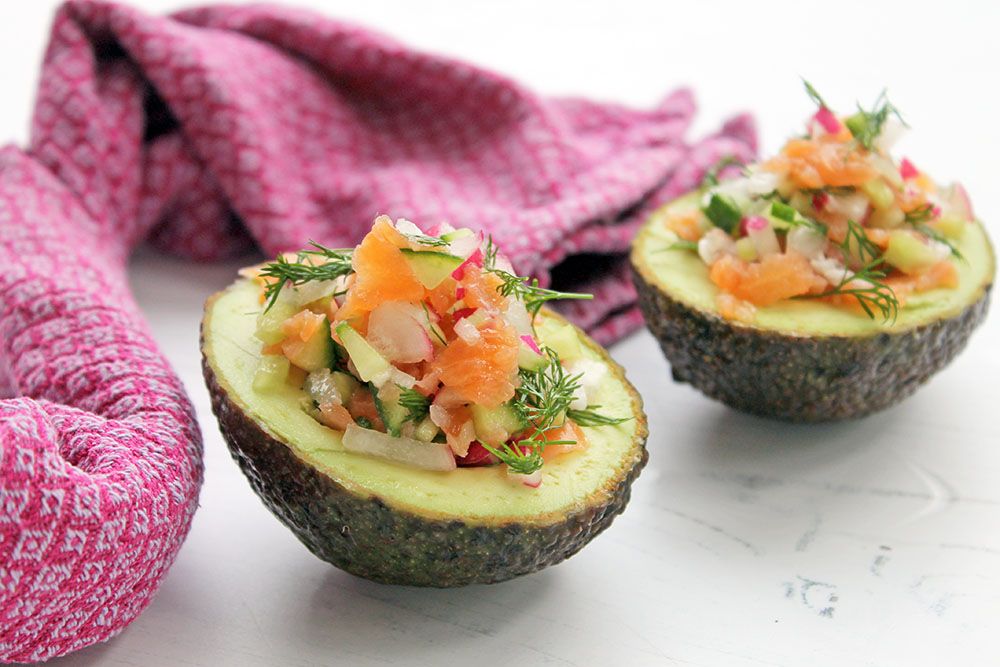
201, 279, 648, 586
631, 192, 995, 421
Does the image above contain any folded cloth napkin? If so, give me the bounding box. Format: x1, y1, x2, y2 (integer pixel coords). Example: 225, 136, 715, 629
0, 0, 756, 661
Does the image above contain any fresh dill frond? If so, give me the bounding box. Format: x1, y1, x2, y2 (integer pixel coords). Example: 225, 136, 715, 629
701, 155, 746, 188
840, 219, 882, 265
259, 241, 354, 311
479, 440, 544, 476
844, 89, 906, 151
912, 223, 964, 260
566, 407, 631, 427
482, 237, 593, 325
420, 302, 447, 345
402, 231, 450, 248
481, 349, 584, 475
904, 203, 936, 224
803, 79, 829, 109
655, 240, 699, 253
398, 388, 431, 423
798, 259, 899, 323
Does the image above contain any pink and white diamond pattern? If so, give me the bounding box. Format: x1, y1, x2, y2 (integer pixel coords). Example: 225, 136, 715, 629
0, 1, 755, 661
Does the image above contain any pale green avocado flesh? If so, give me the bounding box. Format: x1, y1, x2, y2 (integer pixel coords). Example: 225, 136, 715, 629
635, 192, 994, 336
205, 279, 644, 524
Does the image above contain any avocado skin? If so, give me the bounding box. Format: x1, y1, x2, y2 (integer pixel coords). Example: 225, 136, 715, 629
631, 263, 991, 421
201, 323, 648, 587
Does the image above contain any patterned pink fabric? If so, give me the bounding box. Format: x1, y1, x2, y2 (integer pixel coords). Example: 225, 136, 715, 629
0, 1, 756, 661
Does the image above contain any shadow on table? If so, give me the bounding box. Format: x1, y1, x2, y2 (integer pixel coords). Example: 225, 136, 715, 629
279, 566, 562, 662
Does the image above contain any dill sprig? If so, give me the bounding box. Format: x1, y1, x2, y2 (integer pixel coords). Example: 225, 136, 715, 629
482, 238, 593, 324
259, 241, 354, 311
655, 240, 699, 254
566, 407, 630, 427
845, 89, 906, 151
402, 231, 450, 248
398, 388, 431, 423
701, 155, 746, 188
480, 349, 581, 475
803, 79, 829, 109
913, 224, 964, 260
904, 203, 936, 224
798, 258, 899, 323
900, 205, 963, 259
840, 219, 882, 265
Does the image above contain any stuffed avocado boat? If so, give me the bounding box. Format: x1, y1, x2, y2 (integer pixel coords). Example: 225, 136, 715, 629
202, 216, 647, 586
632, 83, 994, 421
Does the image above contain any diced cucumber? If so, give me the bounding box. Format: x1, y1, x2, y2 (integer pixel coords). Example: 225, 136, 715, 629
861, 178, 895, 211
930, 216, 967, 240
335, 322, 392, 383
373, 383, 410, 437
332, 371, 360, 404
867, 205, 905, 229
884, 231, 938, 275
541, 323, 582, 362
471, 403, 529, 445
400, 248, 464, 289
413, 416, 440, 443
517, 337, 549, 371
253, 355, 291, 393
282, 317, 334, 372
767, 201, 799, 230
254, 289, 299, 344
702, 193, 742, 234
440, 228, 475, 243
735, 237, 758, 262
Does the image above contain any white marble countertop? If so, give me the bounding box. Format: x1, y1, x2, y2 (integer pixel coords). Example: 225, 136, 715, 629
4, 1, 998, 665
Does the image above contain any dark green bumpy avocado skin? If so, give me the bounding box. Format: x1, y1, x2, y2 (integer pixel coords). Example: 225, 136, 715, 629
631, 263, 991, 421
202, 323, 648, 587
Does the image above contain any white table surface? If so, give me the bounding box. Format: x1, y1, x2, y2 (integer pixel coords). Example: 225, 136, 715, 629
3, 1, 999, 665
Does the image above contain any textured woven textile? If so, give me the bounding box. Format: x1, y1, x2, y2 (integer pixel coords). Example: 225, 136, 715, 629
0, 1, 756, 661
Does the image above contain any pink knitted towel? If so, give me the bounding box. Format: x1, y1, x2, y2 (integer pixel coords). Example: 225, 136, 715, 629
0, 1, 756, 661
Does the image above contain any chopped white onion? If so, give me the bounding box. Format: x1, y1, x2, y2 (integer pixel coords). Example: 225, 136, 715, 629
827, 193, 870, 223
448, 234, 480, 259
787, 226, 828, 259
394, 218, 425, 237
342, 423, 456, 471
305, 368, 341, 405
811, 256, 850, 286
874, 119, 907, 154
454, 317, 481, 344
698, 229, 736, 265
565, 358, 608, 406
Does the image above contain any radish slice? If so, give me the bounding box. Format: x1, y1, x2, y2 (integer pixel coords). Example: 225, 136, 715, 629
520, 334, 541, 355
451, 247, 484, 280
899, 158, 919, 180
449, 234, 481, 260
508, 469, 543, 488
342, 423, 456, 471
813, 107, 841, 134
946, 182, 974, 220
457, 442, 499, 467
367, 301, 434, 363
744, 216, 780, 257
505, 299, 533, 335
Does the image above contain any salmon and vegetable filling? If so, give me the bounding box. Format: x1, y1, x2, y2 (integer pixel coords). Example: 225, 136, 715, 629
244, 217, 627, 486
664, 82, 975, 322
